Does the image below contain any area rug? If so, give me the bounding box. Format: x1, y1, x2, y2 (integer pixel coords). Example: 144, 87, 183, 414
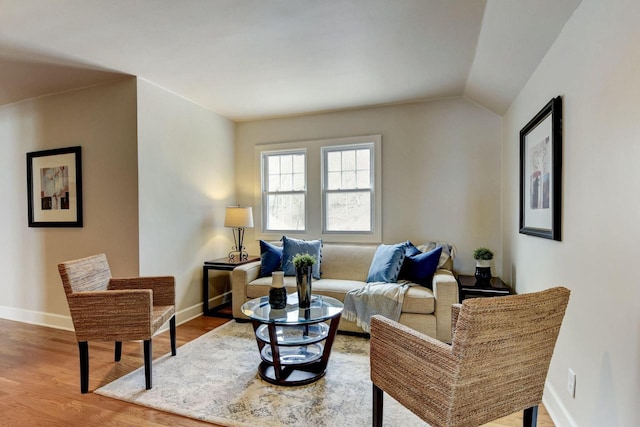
95, 320, 427, 426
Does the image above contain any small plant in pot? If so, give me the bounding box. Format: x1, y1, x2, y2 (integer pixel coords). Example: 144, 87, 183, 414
292, 253, 316, 308
473, 247, 493, 286
292, 252, 317, 269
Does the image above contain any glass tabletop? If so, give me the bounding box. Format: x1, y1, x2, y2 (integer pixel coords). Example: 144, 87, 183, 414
241, 294, 343, 324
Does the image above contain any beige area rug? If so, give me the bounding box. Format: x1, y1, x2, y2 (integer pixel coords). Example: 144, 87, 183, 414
95, 320, 427, 426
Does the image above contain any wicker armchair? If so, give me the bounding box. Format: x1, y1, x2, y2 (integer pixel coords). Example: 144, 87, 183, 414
370, 287, 570, 427
58, 253, 177, 393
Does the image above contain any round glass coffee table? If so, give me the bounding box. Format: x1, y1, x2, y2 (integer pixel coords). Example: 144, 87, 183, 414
241, 293, 343, 386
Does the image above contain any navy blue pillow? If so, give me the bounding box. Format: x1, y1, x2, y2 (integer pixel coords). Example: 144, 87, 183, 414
366, 243, 406, 283
281, 236, 322, 279
401, 246, 442, 287
259, 240, 283, 277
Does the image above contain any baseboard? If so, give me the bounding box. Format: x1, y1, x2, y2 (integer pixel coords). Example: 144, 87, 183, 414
0, 302, 209, 333
543, 382, 578, 427
0, 305, 74, 331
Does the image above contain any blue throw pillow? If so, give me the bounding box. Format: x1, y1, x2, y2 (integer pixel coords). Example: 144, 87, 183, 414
400, 246, 443, 287
403, 240, 422, 257
366, 243, 406, 283
259, 240, 283, 277
281, 236, 322, 279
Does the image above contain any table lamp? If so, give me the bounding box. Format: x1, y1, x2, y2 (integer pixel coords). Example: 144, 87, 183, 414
224, 206, 254, 261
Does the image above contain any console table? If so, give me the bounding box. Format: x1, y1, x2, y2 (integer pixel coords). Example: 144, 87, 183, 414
202, 256, 259, 317
241, 294, 343, 386
457, 274, 511, 301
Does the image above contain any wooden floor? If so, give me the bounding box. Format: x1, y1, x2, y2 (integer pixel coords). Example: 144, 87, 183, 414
0, 315, 554, 426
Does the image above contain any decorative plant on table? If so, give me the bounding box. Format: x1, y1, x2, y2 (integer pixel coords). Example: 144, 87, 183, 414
472, 247, 493, 286
292, 253, 316, 308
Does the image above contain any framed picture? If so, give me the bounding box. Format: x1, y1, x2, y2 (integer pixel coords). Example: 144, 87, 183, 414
27, 146, 83, 227
519, 97, 562, 240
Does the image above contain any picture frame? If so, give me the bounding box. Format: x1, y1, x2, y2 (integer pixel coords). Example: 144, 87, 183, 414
519, 97, 562, 241
27, 146, 83, 227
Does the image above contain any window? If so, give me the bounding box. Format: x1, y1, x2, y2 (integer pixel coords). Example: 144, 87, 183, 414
261, 150, 306, 231
322, 144, 373, 233
255, 135, 381, 243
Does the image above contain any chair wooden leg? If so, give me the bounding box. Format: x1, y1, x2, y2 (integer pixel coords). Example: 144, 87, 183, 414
523, 405, 538, 427
144, 339, 152, 390
170, 316, 177, 356
373, 383, 383, 427
78, 342, 89, 394
115, 341, 122, 361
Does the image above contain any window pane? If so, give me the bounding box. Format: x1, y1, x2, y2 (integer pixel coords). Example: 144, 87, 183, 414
293, 155, 305, 173
281, 155, 292, 173
327, 151, 341, 172
356, 171, 370, 188
342, 150, 356, 171
342, 171, 356, 188
327, 171, 341, 190
280, 174, 292, 191
356, 149, 370, 171
266, 194, 305, 230
326, 191, 371, 231
268, 156, 280, 174
293, 173, 305, 191
268, 173, 280, 191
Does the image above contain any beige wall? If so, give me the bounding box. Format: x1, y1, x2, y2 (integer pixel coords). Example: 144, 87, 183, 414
235, 98, 502, 274
502, 1, 640, 426
0, 78, 139, 329
136, 79, 236, 321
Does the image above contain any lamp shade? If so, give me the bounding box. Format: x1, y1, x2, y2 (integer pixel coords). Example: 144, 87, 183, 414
224, 206, 254, 228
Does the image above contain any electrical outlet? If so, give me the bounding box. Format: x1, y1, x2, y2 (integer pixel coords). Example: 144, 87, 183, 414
567, 369, 576, 398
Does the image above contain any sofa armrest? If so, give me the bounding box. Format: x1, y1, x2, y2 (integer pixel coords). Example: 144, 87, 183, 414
432, 269, 459, 343
231, 261, 261, 319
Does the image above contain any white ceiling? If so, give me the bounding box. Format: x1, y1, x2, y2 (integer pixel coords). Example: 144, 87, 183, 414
0, 0, 581, 121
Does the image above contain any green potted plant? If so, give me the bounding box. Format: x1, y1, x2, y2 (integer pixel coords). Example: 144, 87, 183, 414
473, 247, 493, 264
292, 253, 316, 308
292, 253, 317, 269
472, 247, 493, 286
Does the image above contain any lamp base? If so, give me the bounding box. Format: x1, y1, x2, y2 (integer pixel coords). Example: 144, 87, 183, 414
228, 250, 249, 262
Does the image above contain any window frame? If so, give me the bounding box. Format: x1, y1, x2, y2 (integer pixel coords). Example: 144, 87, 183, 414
260, 149, 307, 233
321, 143, 375, 235
254, 135, 381, 243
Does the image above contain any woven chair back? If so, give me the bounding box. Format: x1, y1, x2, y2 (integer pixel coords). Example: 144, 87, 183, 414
450, 287, 570, 411
58, 253, 112, 296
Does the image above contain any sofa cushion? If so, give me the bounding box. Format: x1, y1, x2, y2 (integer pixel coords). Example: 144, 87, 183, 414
281, 236, 322, 279
366, 243, 406, 283
400, 245, 442, 287
320, 244, 377, 281
259, 240, 282, 277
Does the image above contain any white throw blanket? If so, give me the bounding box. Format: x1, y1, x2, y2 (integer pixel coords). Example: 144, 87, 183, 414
342, 281, 413, 333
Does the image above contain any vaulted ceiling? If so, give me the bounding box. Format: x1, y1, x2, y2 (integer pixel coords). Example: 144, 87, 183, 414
0, 0, 581, 121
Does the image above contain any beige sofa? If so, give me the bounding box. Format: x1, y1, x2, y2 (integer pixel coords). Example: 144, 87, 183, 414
231, 243, 459, 343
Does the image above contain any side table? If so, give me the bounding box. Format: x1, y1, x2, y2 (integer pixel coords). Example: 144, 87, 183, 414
203, 256, 259, 317
457, 274, 511, 301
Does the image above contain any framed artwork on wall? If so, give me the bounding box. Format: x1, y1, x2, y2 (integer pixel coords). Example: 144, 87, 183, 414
27, 146, 83, 227
519, 97, 562, 241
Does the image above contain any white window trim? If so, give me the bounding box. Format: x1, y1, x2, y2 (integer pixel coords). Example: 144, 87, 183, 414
321, 143, 375, 235
261, 149, 307, 233
254, 135, 381, 243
